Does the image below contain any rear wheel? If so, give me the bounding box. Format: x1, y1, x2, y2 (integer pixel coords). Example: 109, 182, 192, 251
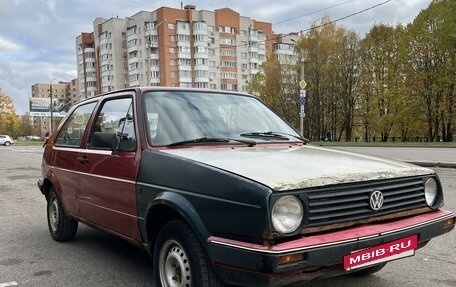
47, 188, 78, 241
153, 220, 224, 287
352, 263, 387, 276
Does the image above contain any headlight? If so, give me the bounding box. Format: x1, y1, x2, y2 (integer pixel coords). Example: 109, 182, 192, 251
424, 178, 438, 207
271, 195, 303, 234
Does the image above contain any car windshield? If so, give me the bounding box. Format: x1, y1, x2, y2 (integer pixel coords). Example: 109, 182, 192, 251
144, 90, 300, 146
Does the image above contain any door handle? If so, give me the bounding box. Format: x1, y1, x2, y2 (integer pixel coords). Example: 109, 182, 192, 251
77, 155, 88, 164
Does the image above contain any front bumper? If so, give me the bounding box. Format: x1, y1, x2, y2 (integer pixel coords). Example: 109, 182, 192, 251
207, 210, 455, 287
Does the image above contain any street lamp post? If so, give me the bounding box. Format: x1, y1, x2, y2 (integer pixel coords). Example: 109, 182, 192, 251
291, 39, 306, 137
299, 60, 305, 137
49, 78, 56, 132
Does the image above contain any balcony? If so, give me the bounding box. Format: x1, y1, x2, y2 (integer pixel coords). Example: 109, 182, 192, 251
127, 45, 138, 53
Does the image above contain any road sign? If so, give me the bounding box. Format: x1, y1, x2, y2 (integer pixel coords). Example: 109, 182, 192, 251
299, 80, 307, 89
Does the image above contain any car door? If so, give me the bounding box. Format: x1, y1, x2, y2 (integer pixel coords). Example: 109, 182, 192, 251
76, 95, 141, 241
50, 101, 98, 217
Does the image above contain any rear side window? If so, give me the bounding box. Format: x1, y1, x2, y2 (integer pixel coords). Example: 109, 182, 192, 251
55, 102, 97, 147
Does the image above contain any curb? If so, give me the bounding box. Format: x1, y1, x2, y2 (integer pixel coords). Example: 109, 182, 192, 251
406, 161, 456, 169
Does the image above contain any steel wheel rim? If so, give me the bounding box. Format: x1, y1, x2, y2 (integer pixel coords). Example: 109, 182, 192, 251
49, 198, 59, 232
159, 239, 191, 287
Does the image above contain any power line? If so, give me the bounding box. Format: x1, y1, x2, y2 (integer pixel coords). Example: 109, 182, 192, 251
272, 0, 357, 27
299, 0, 392, 34
263, 0, 392, 47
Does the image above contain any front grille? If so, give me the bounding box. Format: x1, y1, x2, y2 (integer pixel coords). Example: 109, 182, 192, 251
305, 176, 427, 227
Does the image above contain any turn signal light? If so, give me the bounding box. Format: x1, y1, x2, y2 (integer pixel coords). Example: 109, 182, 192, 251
278, 253, 304, 265
443, 217, 455, 228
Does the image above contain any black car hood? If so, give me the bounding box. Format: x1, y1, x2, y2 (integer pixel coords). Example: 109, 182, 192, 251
161, 145, 433, 191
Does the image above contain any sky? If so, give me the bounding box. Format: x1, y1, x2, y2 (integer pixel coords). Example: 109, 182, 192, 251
0, 0, 432, 115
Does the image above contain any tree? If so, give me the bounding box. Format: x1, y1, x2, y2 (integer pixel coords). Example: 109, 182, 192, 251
248, 56, 300, 129
0, 90, 19, 137
359, 24, 408, 142
295, 16, 360, 141
16, 114, 36, 137
405, 0, 456, 141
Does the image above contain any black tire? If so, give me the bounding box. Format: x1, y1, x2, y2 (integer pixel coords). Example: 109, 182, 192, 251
47, 188, 78, 241
4, 141, 11, 146
352, 262, 387, 276
153, 220, 224, 287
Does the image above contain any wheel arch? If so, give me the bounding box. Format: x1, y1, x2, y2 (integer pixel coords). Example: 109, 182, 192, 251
144, 191, 211, 255
40, 171, 65, 203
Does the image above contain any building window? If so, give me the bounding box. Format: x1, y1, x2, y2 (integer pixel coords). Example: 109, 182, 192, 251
193, 21, 207, 30
194, 58, 208, 65
169, 47, 175, 54
151, 71, 160, 78
220, 38, 236, 45
177, 21, 190, 30
168, 23, 175, 29
178, 34, 190, 42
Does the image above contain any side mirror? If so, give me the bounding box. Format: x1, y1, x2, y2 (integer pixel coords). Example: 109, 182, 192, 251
91, 132, 118, 153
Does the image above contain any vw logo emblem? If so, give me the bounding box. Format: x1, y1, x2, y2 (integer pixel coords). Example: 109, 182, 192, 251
370, 190, 384, 211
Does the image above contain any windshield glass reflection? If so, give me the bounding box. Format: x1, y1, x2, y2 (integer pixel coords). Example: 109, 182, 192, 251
144, 91, 298, 146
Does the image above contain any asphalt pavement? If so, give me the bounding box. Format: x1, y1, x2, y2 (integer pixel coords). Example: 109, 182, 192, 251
0, 145, 455, 287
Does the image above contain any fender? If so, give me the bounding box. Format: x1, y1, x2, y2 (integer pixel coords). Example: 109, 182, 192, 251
139, 189, 211, 253
43, 169, 80, 218
43, 170, 62, 198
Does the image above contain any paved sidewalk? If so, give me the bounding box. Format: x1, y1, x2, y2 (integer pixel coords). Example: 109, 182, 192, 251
326, 146, 456, 168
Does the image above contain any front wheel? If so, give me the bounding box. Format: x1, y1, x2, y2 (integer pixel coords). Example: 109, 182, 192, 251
47, 188, 78, 241
4, 141, 11, 146
153, 220, 224, 287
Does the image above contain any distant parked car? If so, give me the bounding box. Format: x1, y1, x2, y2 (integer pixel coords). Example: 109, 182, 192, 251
0, 135, 14, 146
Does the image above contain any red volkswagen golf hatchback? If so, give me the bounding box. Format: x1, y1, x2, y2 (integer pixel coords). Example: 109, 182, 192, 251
39, 87, 455, 287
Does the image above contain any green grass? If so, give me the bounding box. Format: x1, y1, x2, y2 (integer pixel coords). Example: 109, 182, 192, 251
317, 141, 456, 148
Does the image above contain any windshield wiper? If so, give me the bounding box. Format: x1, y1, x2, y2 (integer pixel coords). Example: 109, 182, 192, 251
240, 131, 290, 141
240, 131, 309, 144
167, 137, 256, 147
264, 131, 310, 144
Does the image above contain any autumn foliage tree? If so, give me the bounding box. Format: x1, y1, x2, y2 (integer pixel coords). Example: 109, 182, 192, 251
404, 0, 455, 141
304, 18, 361, 141
248, 0, 454, 142
0, 89, 19, 137
248, 56, 300, 129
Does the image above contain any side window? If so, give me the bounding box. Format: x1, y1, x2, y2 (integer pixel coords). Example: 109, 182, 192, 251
89, 97, 136, 151
55, 102, 97, 147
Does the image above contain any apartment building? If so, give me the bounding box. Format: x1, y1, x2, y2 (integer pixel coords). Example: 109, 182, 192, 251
76, 32, 98, 98
76, 5, 299, 98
